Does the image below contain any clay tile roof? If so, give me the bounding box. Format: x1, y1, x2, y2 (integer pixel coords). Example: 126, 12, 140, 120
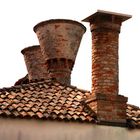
0, 79, 96, 122
127, 104, 140, 128
0, 79, 140, 128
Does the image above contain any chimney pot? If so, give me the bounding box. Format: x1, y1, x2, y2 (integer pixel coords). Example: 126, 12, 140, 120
34, 19, 86, 85
21, 45, 49, 81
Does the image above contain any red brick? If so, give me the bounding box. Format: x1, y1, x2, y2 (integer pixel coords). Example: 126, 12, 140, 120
34, 19, 86, 85
83, 10, 131, 123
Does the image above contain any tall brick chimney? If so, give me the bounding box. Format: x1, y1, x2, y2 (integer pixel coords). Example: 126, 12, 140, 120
82, 10, 131, 125
21, 45, 49, 81
33, 19, 86, 85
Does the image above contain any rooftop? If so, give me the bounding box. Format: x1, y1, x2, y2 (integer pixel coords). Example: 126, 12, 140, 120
0, 79, 140, 128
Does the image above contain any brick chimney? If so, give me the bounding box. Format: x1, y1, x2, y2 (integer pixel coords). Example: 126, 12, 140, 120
82, 10, 131, 125
33, 19, 86, 85
21, 45, 49, 81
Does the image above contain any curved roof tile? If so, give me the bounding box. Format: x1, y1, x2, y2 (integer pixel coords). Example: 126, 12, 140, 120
0, 79, 140, 128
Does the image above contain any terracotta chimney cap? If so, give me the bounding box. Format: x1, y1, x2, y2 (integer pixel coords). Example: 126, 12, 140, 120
33, 19, 86, 85
21, 45, 39, 54
21, 45, 49, 81
33, 19, 86, 33
82, 10, 132, 23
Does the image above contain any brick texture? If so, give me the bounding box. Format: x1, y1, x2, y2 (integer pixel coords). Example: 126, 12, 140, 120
92, 30, 119, 95
21, 45, 49, 81
86, 93, 128, 123
83, 10, 131, 124
90, 17, 122, 97
34, 19, 86, 85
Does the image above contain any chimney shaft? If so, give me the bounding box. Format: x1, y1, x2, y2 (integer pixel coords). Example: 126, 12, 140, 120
83, 10, 131, 96
33, 19, 86, 85
83, 10, 131, 124
21, 45, 49, 81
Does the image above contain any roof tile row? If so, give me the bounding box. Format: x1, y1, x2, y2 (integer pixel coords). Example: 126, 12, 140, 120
0, 79, 140, 128
0, 80, 95, 122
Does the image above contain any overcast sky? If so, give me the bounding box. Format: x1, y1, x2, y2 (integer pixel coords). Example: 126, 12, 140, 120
0, 0, 140, 106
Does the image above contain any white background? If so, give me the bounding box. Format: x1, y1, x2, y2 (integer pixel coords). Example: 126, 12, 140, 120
0, 0, 140, 106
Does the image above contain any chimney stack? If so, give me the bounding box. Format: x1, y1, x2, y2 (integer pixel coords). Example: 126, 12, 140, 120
83, 10, 131, 124
21, 45, 49, 81
33, 19, 86, 85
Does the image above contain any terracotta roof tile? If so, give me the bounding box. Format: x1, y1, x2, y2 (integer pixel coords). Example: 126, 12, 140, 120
0, 79, 140, 128
127, 104, 140, 128
0, 80, 95, 122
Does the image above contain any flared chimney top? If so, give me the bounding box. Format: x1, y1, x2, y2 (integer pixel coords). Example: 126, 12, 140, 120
21, 45, 49, 82
33, 19, 86, 33
33, 19, 86, 85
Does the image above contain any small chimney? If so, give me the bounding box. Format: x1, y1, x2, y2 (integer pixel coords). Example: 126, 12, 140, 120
83, 10, 131, 124
33, 19, 86, 85
21, 45, 49, 81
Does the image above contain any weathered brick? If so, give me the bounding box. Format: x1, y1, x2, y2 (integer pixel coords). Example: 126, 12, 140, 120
34, 19, 86, 85
21, 45, 49, 81
83, 10, 131, 124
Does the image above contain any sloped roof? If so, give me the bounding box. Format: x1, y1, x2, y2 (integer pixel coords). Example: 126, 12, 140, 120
0, 79, 96, 122
0, 79, 140, 128
127, 104, 140, 128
